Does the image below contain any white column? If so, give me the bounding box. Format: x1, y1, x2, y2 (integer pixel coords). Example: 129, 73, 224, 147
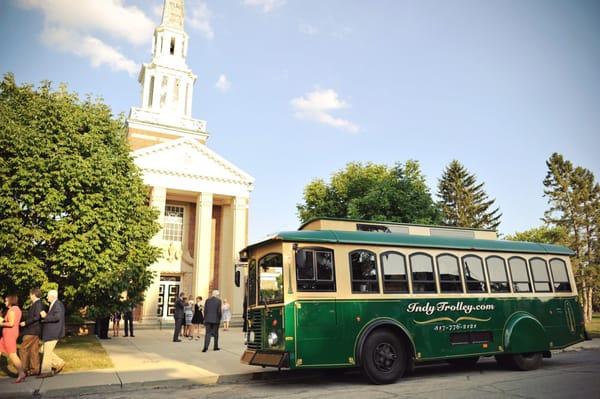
219, 203, 233, 310
143, 186, 167, 320
141, 71, 150, 108
152, 73, 161, 111
193, 192, 213, 300
231, 197, 249, 316
185, 82, 193, 117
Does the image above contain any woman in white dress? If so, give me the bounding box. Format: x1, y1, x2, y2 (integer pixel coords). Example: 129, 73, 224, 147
221, 299, 231, 331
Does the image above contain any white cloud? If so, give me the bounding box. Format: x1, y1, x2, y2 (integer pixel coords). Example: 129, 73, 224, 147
291, 89, 359, 134
42, 26, 138, 76
215, 74, 231, 92
243, 0, 286, 13
16, 0, 154, 45
187, 1, 214, 40
298, 23, 318, 36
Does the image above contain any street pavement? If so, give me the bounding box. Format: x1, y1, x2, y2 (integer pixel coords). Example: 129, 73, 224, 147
0, 328, 598, 398
87, 349, 600, 399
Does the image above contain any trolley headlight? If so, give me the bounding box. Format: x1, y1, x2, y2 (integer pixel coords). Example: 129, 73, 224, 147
267, 331, 279, 346
249, 331, 255, 343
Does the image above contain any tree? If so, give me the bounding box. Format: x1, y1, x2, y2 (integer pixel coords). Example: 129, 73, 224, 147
543, 153, 600, 323
437, 160, 502, 230
0, 74, 160, 316
505, 225, 569, 246
297, 160, 441, 225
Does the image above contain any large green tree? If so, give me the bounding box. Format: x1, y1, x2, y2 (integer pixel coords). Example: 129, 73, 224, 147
437, 160, 502, 230
0, 74, 159, 316
543, 153, 599, 322
297, 160, 441, 225
504, 225, 569, 246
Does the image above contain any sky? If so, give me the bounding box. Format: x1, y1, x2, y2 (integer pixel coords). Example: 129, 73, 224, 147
1, 0, 599, 243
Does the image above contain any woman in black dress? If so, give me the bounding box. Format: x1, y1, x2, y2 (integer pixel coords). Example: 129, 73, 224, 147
191, 296, 204, 340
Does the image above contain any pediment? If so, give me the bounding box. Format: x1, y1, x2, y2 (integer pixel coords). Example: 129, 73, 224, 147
132, 138, 254, 186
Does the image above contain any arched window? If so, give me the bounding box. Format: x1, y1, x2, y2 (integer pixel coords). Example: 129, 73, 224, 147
436, 254, 463, 293
462, 255, 487, 293
529, 257, 551, 292
549, 258, 572, 292
486, 256, 510, 293
380, 251, 409, 293
508, 257, 531, 292
349, 250, 379, 293
410, 253, 436, 293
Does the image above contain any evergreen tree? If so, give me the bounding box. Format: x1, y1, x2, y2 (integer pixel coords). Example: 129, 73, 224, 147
0, 74, 160, 316
505, 225, 569, 246
543, 153, 600, 323
437, 160, 501, 230
297, 160, 441, 225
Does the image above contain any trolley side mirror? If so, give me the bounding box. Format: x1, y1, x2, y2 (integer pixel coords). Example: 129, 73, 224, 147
235, 270, 241, 287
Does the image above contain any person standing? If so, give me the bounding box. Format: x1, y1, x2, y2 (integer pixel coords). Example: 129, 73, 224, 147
39, 289, 65, 378
202, 290, 222, 352
123, 306, 134, 337
172, 292, 185, 342
19, 288, 43, 376
191, 296, 204, 340
0, 294, 26, 383
184, 299, 194, 339
112, 312, 121, 337
221, 299, 231, 331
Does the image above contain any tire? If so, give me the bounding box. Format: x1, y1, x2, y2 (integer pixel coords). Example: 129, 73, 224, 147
446, 356, 480, 368
360, 329, 407, 385
508, 352, 543, 371
0, 355, 18, 378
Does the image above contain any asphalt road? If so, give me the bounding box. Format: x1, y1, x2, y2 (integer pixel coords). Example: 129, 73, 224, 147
90, 349, 600, 399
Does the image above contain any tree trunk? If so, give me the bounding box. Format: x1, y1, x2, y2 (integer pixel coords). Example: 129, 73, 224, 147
586, 287, 594, 324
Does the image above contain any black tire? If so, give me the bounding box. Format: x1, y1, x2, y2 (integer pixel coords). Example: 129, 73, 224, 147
0, 355, 18, 378
508, 352, 543, 371
360, 329, 407, 385
446, 356, 480, 368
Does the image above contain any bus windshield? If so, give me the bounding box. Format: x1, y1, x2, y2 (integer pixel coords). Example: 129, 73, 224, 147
258, 253, 284, 305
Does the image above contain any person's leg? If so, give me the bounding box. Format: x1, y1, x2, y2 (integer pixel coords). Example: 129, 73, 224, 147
18, 335, 32, 375
8, 352, 25, 381
203, 323, 212, 350
40, 340, 57, 375
213, 324, 220, 350
124, 318, 129, 337
173, 318, 182, 341
130, 317, 134, 337
116, 320, 120, 337
30, 336, 41, 375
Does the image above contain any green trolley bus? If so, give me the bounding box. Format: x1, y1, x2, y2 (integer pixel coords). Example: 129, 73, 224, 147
239, 218, 587, 384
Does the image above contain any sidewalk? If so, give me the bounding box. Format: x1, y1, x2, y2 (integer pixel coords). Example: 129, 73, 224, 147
0, 327, 266, 398
1, 332, 598, 398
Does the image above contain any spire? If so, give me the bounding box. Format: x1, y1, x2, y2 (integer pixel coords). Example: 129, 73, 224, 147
161, 0, 185, 31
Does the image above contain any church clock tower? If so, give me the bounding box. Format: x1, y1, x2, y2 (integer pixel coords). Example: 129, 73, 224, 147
127, 0, 208, 149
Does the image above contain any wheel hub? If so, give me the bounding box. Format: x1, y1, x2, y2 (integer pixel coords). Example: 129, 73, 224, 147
373, 342, 397, 372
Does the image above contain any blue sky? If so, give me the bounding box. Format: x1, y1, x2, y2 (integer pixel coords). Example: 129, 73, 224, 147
1, 0, 599, 242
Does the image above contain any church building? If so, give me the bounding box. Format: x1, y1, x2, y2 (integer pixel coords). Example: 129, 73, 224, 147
126, 0, 254, 321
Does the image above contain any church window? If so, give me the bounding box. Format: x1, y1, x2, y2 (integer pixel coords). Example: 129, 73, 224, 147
163, 205, 184, 242
170, 37, 176, 55
148, 76, 155, 107
174, 79, 180, 103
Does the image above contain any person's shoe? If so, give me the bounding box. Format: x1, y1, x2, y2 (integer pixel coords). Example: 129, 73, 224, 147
37, 372, 54, 378
124, 334, 129, 337
130, 335, 135, 337
214, 348, 220, 351
53, 363, 65, 375
173, 339, 182, 342
202, 348, 208, 352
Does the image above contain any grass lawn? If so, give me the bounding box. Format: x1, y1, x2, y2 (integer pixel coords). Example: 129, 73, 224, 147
0, 335, 113, 377
586, 312, 600, 338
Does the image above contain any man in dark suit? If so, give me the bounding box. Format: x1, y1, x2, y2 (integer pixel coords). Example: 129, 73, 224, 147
173, 292, 185, 342
39, 289, 65, 378
124, 306, 134, 337
202, 290, 222, 352
19, 288, 43, 376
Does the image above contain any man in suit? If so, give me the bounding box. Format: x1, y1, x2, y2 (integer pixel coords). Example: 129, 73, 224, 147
38, 289, 66, 378
123, 306, 134, 337
19, 288, 43, 376
173, 292, 185, 342
202, 290, 222, 352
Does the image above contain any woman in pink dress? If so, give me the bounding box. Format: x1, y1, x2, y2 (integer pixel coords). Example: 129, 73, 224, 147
0, 294, 26, 383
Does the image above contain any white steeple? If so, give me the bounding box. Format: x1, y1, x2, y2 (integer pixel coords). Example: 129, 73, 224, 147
128, 0, 208, 143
